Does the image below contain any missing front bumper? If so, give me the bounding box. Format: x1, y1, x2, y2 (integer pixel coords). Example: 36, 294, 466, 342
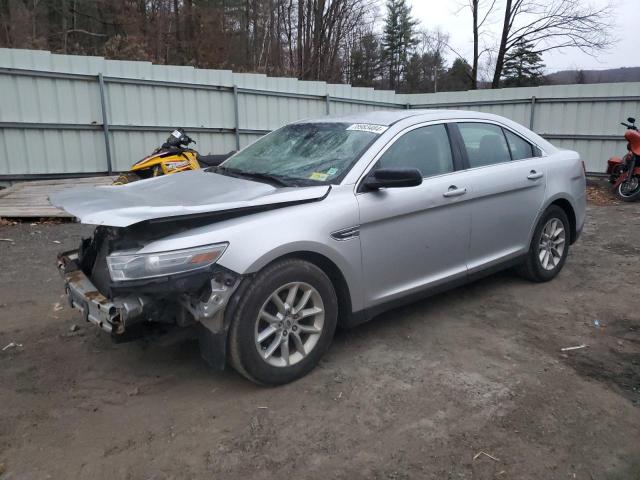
57, 249, 243, 368
57, 250, 146, 335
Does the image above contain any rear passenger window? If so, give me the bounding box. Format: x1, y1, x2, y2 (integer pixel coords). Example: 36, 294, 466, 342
377, 124, 454, 178
458, 123, 511, 168
504, 129, 535, 160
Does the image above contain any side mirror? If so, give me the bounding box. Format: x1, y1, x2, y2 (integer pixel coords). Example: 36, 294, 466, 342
628, 117, 636, 124
363, 168, 422, 190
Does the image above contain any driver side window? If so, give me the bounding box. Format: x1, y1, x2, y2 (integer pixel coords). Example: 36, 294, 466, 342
377, 124, 454, 178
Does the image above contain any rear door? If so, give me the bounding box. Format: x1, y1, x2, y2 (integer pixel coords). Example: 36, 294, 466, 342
453, 122, 546, 272
356, 123, 472, 307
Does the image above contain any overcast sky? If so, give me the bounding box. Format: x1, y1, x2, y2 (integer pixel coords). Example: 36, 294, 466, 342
408, 0, 636, 74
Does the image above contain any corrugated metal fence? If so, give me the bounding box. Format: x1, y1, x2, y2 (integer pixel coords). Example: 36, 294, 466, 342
1, 48, 639, 178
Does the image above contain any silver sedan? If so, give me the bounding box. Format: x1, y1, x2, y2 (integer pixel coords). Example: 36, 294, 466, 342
53, 109, 586, 385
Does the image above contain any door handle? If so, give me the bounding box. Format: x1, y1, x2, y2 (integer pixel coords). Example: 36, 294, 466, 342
527, 170, 544, 180
443, 186, 467, 198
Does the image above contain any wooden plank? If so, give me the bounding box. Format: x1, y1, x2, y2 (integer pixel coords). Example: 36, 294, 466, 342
0, 207, 71, 218
0, 185, 18, 199
8, 177, 113, 187
0, 176, 115, 218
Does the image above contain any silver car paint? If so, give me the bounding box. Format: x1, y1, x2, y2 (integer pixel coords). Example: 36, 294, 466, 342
53, 109, 585, 316
141, 185, 367, 312
356, 170, 471, 306
50, 168, 330, 227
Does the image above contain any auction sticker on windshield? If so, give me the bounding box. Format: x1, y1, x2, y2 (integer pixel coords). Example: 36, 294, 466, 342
309, 172, 329, 181
346, 124, 389, 134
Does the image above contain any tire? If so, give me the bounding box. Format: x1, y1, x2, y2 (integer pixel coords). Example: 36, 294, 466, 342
227, 259, 338, 385
616, 176, 640, 202
517, 205, 570, 282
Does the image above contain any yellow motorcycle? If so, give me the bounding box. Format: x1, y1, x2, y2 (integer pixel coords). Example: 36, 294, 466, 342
113, 129, 231, 185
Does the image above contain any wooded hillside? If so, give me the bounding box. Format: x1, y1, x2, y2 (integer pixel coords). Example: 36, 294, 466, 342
0, 0, 620, 92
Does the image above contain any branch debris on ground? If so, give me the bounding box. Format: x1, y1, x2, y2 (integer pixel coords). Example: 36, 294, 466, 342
586, 184, 619, 206
473, 451, 500, 462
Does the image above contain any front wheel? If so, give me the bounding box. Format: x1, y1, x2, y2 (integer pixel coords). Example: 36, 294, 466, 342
517, 205, 570, 282
227, 259, 338, 385
616, 175, 640, 202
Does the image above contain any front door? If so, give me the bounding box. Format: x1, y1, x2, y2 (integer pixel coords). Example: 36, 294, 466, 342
357, 123, 472, 307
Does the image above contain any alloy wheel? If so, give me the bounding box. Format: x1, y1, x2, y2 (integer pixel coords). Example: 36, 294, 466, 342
538, 218, 566, 271
254, 282, 324, 367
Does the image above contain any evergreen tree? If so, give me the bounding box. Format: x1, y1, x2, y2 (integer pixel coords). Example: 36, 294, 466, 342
404, 51, 446, 93
404, 53, 424, 92
501, 40, 545, 87
382, 0, 418, 89
350, 33, 382, 87
444, 58, 472, 91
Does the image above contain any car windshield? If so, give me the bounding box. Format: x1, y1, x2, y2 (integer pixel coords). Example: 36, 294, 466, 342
217, 122, 380, 185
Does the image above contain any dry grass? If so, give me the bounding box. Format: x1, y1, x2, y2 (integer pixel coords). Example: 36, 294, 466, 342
587, 183, 620, 206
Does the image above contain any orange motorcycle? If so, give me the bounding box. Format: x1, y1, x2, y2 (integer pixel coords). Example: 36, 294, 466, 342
606, 117, 640, 201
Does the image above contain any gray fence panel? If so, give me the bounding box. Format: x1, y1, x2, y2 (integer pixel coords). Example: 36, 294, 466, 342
1, 48, 640, 178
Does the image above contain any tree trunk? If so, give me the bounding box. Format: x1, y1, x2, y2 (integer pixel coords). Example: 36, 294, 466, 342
268, 0, 275, 73
492, 0, 512, 89
471, 0, 478, 89
245, 0, 251, 69
302, 0, 312, 78
297, 0, 303, 78
61, 0, 67, 53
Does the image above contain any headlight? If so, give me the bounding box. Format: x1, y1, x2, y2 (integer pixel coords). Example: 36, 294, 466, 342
106, 243, 228, 281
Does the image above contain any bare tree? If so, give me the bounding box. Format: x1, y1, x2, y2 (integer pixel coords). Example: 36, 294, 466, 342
492, 0, 615, 88
467, 0, 498, 89
295, 0, 376, 81
414, 28, 449, 92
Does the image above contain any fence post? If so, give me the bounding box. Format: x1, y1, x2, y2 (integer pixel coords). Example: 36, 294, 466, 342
325, 94, 331, 115
232, 84, 240, 151
97, 73, 113, 175
529, 95, 536, 130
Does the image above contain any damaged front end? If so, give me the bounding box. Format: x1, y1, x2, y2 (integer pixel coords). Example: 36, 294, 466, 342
57, 224, 242, 369
57, 251, 146, 335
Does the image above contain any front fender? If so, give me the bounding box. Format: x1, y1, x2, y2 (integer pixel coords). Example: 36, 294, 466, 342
139, 186, 365, 312
220, 239, 364, 313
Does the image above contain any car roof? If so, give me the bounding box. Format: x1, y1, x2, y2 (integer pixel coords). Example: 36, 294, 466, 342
299, 109, 502, 127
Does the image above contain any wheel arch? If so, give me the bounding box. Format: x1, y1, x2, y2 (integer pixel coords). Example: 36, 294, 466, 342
549, 197, 577, 244
260, 251, 354, 328
527, 195, 579, 249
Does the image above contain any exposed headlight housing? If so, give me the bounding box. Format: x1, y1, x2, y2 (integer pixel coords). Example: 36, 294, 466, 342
106, 243, 228, 281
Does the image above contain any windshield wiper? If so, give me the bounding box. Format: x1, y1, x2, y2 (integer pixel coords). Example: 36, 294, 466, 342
210, 166, 291, 187
237, 171, 292, 187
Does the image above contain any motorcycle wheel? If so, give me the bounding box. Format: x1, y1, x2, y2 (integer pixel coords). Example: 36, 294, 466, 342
617, 175, 640, 202
112, 172, 142, 185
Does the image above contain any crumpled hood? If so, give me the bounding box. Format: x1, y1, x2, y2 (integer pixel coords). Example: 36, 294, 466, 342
50, 169, 330, 227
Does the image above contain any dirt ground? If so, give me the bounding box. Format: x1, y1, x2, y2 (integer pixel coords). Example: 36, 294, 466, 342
1, 185, 639, 480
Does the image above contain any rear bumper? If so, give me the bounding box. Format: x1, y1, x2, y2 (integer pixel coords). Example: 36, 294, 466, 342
57, 250, 146, 335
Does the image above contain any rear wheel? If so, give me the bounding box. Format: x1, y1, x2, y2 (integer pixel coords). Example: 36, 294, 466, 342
227, 259, 338, 385
517, 205, 570, 282
617, 175, 640, 202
